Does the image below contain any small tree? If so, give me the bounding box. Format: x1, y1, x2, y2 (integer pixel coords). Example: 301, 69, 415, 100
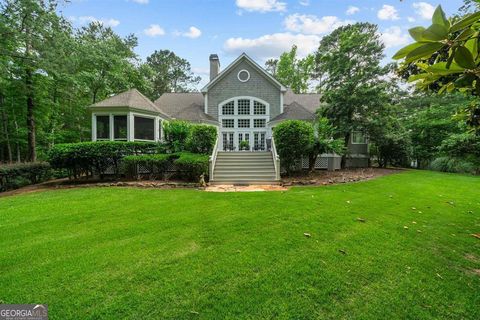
186, 125, 217, 154
163, 120, 191, 152
273, 120, 314, 175
308, 117, 345, 171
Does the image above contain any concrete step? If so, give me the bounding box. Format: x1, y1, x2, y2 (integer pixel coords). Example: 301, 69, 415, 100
214, 174, 276, 180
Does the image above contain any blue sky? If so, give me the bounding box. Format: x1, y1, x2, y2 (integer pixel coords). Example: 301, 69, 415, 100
60, 0, 463, 86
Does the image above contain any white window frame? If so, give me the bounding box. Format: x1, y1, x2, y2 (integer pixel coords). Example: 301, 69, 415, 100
133, 113, 157, 142
351, 131, 367, 144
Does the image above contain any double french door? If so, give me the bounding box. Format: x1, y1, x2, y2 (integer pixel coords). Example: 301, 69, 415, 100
221, 131, 266, 151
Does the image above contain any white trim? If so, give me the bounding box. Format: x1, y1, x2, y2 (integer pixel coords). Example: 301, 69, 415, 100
237, 69, 250, 82
91, 114, 97, 141
132, 113, 156, 142
204, 93, 208, 114
280, 92, 284, 114
201, 53, 287, 93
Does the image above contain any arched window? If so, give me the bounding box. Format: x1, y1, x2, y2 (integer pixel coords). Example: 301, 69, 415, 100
219, 97, 269, 116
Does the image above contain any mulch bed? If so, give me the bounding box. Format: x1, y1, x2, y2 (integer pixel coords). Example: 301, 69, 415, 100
281, 167, 403, 186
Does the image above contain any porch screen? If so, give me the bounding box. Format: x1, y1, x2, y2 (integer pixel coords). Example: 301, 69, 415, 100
96, 116, 110, 140
134, 116, 155, 140
114, 115, 127, 140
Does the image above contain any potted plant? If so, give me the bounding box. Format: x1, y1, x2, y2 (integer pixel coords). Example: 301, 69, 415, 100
239, 140, 250, 151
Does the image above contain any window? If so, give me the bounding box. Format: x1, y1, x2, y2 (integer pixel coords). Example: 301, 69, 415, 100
254, 101, 266, 115
237, 99, 250, 115
222, 101, 234, 115
253, 119, 266, 128
222, 119, 234, 128
134, 116, 155, 141
351, 132, 367, 144
238, 119, 250, 128
113, 115, 127, 140
96, 115, 110, 140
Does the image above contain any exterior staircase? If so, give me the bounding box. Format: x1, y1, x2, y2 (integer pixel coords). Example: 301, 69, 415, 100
211, 152, 278, 185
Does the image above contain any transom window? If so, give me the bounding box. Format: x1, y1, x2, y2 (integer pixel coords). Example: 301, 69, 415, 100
253, 119, 266, 128
222, 101, 234, 115
254, 101, 266, 115
222, 119, 234, 128
238, 119, 250, 128
237, 99, 250, 115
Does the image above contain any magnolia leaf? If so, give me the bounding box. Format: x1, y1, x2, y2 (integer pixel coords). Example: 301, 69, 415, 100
409, 27, 427, 41
465, 37, 478, 60
446, 82, 456, 92
426, 62, 465, 75
456, 28, 475, 41
405, 42, 444, 64
451, 11, 480, 33
392, 42, 425, 60
408, 73, 430, 82
432, 5, 450, 29
454, 46, 476, 69
422, 24, 449, 41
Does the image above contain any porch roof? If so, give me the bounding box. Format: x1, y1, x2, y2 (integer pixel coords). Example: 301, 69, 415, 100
89, 89, 170, 119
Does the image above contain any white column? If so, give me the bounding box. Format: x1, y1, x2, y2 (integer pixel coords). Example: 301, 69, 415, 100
154, 116, 159, 142
91, 113, 97, 141
109, 114, 114, 141
128, 112, 135, 141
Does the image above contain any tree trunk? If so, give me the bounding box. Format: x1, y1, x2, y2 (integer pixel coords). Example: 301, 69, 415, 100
0, 93, 13, 163
308, 152, 318, 172
26, 67, 36, 162
341, 133, 350, 169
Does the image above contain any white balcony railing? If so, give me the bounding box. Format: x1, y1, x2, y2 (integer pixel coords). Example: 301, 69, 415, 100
271, 136, 281, 181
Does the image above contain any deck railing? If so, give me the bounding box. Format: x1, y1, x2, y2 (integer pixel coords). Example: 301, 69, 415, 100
209, 132, 220, 181
271, 136, 281, 181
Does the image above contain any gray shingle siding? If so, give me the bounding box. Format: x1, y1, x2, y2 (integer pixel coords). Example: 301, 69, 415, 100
207, 60, 281, 120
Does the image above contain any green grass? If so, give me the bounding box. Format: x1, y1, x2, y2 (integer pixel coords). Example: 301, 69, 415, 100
0, 170, 479, 319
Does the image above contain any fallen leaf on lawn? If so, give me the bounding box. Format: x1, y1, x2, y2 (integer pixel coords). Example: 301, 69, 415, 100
404, 226, 409, 229
346, 200, 351, 204
417, 230, 422, 233
411, 207, 416, 210
412, 221, 417, 224
338, 249, 347, 255
472, 234, 480, 240
304, 233, 311, 238
447, 201, 455, 206
356, 217, 366, 223
468, 210, 473, 214
190, 311, 199, 315
418, 211, 423, 214
436, 273, 443, 279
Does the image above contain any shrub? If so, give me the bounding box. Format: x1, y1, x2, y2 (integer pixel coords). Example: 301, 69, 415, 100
0, 162, 52, 192
186, 125, 217, 154
48, 141, 160, 179
430, 157, 477, 174
123, 154, 179, 179
174, 152, 209, 182
163, 120, 191, 152
273, 120, 314, 175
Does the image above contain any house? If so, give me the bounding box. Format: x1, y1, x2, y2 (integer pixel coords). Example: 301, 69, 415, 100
88, 53, 369, 184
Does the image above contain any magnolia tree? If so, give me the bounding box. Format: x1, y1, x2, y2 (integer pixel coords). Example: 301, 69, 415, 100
393, 5, 480, 134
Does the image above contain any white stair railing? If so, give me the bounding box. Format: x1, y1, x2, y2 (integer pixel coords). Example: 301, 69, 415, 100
271, 136, 281, 181
209, 132, 220, 182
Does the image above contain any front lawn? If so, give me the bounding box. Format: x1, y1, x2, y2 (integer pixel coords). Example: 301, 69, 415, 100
0, 170, 479, 319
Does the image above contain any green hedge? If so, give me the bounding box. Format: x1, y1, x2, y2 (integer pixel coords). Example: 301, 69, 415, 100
48, 141, 161, 179
123, 154, 179, 180
164, 120, 217, 154
0, 162, 52, 192
174, 152, 209, 182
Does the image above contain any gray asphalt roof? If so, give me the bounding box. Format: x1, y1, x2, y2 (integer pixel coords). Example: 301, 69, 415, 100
283, 89, 322, 114
270, 102, 317, 123
90, 89, 170, 118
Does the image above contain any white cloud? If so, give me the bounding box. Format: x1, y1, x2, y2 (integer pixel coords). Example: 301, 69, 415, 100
131, 0, 149, 4
175, 26, 202, 39
144, 24, 165, 37
224, 32, 320, 61
413, 2, 435, 20
284, 14, 352, 35
236, 0, 286, 13
299, 0, 310, 6
73, 16, 120, 27
346, 6, 359, 15
380, 26, 409, 49
407, 16, 416, 22
377, 5, 399, 20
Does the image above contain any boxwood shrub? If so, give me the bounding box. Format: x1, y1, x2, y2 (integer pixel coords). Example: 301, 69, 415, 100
174, 152, 209, 182
48, 141, 161, 179
0, 162, 52, 192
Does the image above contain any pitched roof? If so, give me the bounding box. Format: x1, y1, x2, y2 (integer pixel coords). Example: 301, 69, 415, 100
171, 103, 218, 123
283, 89, 322, 113
201, 53, 287, 93
90, 89, 169, 118
154, 92, 204, 114
270, 102, 316, 123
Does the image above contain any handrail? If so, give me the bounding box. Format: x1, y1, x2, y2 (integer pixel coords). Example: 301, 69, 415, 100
209, 130, 220, 181
271, 136, 281, 181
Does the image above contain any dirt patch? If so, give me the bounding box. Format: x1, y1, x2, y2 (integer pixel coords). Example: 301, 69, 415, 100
465, 254, 480, 263
0, 178, 200, 198
281, 168, 403, 187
